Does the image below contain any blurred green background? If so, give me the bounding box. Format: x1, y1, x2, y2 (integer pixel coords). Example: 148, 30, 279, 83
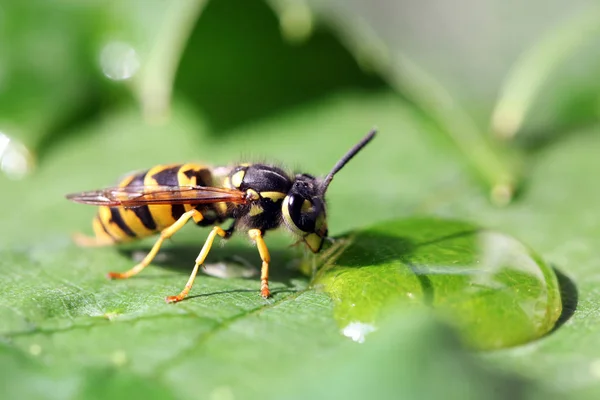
1, 0, 600, 399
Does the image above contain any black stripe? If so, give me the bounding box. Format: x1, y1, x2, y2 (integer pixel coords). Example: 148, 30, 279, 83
109, 207, 137, 237
125, 171, 156, 230
183, 168, 213, 186
97, 216, 118, 241
171, 204, 185, 221
128, 171, 147, 186
151, 165, 182, 186
155, 166, 210, 224
131, 206, 157, 230
242, 164, 292, 192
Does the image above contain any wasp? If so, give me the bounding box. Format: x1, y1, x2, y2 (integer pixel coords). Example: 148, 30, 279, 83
67, 129, 376, 303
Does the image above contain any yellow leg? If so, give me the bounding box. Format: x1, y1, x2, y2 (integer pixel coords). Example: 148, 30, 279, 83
248, 229, 271, 299
107, 209, 202, 280
165, 226, 227, 303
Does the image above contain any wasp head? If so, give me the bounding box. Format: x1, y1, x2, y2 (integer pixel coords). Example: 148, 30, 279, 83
282, 174, 328, 253
281, 129, 376, 253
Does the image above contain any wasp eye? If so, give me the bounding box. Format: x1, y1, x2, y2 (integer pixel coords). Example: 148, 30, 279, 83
285, 194, 317, 233
287, 194, 303, 226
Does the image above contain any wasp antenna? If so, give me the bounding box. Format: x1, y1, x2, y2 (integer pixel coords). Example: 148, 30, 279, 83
322, 128, 377, 192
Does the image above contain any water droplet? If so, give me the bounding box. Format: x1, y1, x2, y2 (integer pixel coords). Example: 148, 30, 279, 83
102, 311, 121, 321
100, 41, 140, 81
314, 218, 563, 350
342, 322, 377, 344
0, 131, 33, 180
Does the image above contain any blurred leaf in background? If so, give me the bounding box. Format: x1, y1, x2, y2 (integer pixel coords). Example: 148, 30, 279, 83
175, 0, 384, 132
1, 0, 600, 399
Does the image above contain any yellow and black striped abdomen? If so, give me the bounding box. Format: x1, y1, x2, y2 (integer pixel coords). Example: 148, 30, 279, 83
92, 163, 226, 244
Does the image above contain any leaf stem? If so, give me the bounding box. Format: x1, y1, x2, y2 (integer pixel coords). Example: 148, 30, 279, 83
491, 6, 600, 140
134, 0, 208, 124
309, 11, 520, 205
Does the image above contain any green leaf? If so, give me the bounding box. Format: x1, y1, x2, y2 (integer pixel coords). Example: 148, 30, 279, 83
277, 311, 552, 400
100, 0, 208, 121
2, 2, 600, 399
1, 94, 545, 398
0, 1, 105, 178
0, 0, 208, 176
174, 0, 384, 132
0, 342, 174, 400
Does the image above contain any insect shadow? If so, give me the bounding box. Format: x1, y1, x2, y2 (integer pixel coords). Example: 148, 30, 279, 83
117, 241, 302, 290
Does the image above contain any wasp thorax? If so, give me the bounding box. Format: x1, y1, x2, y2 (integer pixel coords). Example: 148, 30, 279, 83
226, 164, 292, 232
282, 174, 328, 253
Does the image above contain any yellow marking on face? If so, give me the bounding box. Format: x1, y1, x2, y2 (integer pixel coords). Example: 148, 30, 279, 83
231, 170, 245, 188
301, 199, 312, 212
239, 163, 251, 167
304, 233, 323, 253
261, 191, 286, 201
246, 189, 260, 201
249, 204, 263, 217
223, 176, 231, 189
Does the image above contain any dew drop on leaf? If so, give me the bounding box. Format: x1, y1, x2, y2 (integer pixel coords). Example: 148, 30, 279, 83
0, 131, 33, 180
313, 218, 563, 350
342, 322, 377, 344
99, 41, 140, 81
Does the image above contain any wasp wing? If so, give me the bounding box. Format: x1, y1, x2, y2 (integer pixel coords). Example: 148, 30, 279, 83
66, 185, 247, 207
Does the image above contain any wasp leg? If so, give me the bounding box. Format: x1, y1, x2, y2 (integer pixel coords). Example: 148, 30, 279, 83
107, 209, 203, 280
248, 229, 271, 299
165, 226, 227, 303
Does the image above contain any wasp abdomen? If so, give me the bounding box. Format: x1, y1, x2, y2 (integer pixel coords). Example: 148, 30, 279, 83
92, 163, 227, 244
